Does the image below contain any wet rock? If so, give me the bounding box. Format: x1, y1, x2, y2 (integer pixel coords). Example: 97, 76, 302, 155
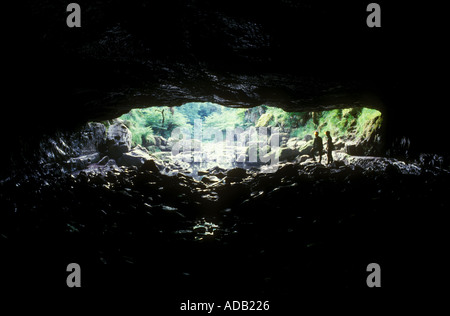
201, 175, 221, 184
192, 220, 219, 240
38, 122, 107, 167
303, 163, 330, 177
105, 159, 119, 167
154, 204, 186, 220
118, 145, 151, 167
275, 163, 299, 177
343, 156, 400, 173
140, 159, 161, 173
249, 166, 261, 172
209, 166, 227, 174
98, 156, 109, 165
106, 123, 132, 158
68, 153, 101, 170
392, 161, 421, 175
329, 160, 345, 168
297, 154, 310, 163
226, 168, 247, 179
304, 134, 313, 142
215, 172, 226, 179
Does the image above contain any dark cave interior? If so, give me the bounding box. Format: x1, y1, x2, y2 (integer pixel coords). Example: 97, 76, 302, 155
1, 0, 449, 306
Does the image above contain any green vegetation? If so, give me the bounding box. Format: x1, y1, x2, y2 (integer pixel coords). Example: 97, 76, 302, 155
117, 102, 382, 148
120, 107, 188, 146
204, 108, 247, 130
255, 106, 381, 142
176, 102, 221, 125
355, 107, 383, 139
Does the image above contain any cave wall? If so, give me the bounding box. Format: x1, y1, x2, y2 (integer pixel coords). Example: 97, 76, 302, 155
3, 0, 448, 172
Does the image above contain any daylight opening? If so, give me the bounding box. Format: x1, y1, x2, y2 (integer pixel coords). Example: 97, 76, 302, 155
97, 103, 382, 178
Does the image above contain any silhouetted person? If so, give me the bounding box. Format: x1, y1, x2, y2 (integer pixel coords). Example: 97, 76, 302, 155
310, 131, 323, 163
325, 131, 334, 164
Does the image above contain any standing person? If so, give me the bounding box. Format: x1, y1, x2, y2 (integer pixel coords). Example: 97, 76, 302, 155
325, 131, 334, 164
310, 131, 323, 163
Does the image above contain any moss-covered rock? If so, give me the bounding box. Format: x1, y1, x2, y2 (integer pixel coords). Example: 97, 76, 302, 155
256, 112, 273, 127
342, 108, 362, 119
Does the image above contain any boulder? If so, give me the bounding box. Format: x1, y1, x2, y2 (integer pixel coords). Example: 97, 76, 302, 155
106, 123, 132, 158
201, 175, 221, 184
297, 154, 310, 163
227, 168, 247, 178
68, 152, 101, 170
255, 112, 273, 127
304, 134, 313, 142
275, 163, 298, 177
345, 141, 362, 156
140, 159, 161, 172
278, 147, 300, 161
286, 137, 299, 149
154, 135, 168, 147
118, 145, 151, 167
208, 166, 227, 174
298, 140, 314, 156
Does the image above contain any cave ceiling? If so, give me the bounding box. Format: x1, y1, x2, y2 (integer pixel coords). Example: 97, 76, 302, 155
5, 1, 445, 136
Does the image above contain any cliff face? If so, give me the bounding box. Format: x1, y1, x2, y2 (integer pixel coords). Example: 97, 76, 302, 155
3, 1, 448, 168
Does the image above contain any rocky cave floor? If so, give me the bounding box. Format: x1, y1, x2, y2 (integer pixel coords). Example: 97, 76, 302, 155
1, 157, 449, 296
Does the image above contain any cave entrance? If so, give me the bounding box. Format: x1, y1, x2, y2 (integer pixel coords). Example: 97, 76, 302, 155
102, 103, 382, 178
